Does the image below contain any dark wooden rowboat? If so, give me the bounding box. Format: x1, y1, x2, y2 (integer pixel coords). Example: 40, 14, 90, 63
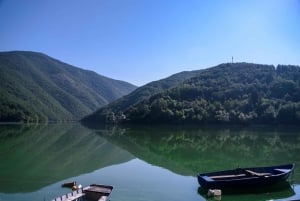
197, 164, 295, 190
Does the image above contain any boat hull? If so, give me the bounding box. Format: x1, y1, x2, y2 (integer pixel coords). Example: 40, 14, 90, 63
197, 164, 294, 190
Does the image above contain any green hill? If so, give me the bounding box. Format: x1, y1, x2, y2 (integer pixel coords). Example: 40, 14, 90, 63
81, 69, 203, 124
83, 63, 300, 125
0, 51, 137, 122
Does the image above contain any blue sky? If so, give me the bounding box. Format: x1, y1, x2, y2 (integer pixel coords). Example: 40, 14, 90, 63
0, 0, 300, 86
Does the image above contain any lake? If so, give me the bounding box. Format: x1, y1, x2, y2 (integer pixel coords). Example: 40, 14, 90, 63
0, 123, 299, 201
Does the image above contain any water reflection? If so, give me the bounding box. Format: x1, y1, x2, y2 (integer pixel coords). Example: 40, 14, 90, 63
1, 123, 300, 201
96, 125, 300, 200
96, 125, 300, 178
198, 181, 295, 201
0, 123, 133, 193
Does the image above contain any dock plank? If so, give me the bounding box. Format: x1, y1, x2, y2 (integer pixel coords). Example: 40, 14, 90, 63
51, 189, 85, 201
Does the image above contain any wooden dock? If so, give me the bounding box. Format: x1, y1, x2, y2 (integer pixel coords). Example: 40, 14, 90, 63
51, 188, 85, 201
51, 184, 113, 201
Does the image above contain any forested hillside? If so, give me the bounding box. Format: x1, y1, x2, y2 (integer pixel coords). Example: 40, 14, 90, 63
83, 63, 300, 125
0, 51, 137, 122
82, 69, 203, 123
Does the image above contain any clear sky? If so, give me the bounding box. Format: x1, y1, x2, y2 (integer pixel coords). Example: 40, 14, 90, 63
1, 0, 300, 86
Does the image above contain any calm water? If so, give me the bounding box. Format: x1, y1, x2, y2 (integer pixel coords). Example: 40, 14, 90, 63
0, 123, 299, 201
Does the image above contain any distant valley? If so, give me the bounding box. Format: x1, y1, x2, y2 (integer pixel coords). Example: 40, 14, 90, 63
0, 51, 137, 122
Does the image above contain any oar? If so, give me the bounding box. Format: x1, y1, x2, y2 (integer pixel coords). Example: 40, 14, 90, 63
244, 169, 271, 177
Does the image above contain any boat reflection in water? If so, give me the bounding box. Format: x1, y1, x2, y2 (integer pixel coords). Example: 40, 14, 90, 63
198, 181, 295, 201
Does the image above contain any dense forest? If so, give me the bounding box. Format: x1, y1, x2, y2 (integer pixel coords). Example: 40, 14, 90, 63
82, 69, 203, 123
83, 63, 300, 125
0, 51, 137, 122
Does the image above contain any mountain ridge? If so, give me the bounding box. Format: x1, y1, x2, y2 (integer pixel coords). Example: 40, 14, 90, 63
82, 62, 300, 126
82, 68, 204, 124
0, 51, 137, 122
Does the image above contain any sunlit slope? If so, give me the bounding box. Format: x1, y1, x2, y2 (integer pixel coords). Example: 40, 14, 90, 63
0, 51, 137, 122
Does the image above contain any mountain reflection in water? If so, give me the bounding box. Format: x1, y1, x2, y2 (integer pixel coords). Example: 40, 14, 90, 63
95, 125, 300, 201
0, 123, 133, 193
96, 125, 300, 181
1, 124, 299, 201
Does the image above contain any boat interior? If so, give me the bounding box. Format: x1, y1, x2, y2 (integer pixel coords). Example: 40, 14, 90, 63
207, 168, 290, 181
